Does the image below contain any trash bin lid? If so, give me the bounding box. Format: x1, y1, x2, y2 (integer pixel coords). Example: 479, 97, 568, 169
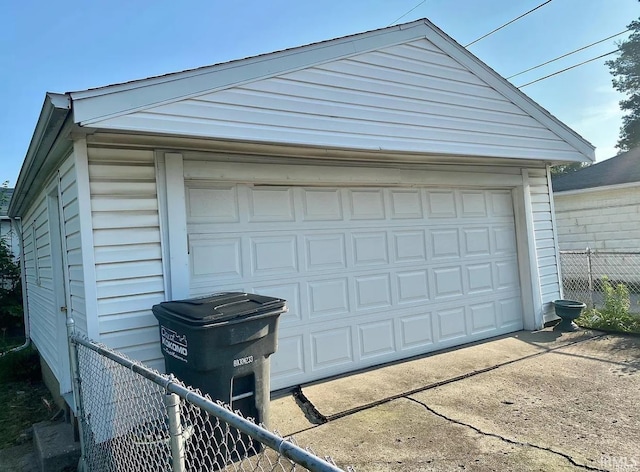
154, 292, 286, 325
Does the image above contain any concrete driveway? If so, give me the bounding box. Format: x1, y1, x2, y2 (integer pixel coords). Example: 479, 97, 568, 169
270, 329, 640, 471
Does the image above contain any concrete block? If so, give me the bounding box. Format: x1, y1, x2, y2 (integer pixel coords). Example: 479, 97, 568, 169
33, 422, 80, 472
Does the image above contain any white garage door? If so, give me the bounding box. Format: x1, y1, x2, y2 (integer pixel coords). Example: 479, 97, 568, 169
186, 183, 523, 390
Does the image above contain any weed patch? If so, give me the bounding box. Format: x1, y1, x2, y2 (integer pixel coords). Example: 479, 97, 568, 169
0, 347, 55, 448
577, 278, 640, 334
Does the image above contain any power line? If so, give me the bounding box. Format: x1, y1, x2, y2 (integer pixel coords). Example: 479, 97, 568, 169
507, 29, 630, 79
389, 0, 427, 27
517, 50, 618, 88
465, 0, 553, 48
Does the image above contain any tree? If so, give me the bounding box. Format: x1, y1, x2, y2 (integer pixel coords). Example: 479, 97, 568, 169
606, 19, 640, 151
550, 162, 590, 175
0, 182, 23, 333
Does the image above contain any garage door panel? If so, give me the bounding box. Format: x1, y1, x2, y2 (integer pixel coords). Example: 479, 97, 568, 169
399, 311, 434, 349
250, 235, 298, 276
304, 233, 347, 271
466, 263, 494, 294
352, 231, 389, 266
250, 282, 302, 325
186, 182, 523, 390
437, 306, 467, 341
433, 266, 464, 299
190, 237, 242, 278
496, 261, 520, 290
459, 190, 488, 217
302, 188, 343, 221
186, 185, 239, 223
247, 187, 295, 222
389, 189, 423, 219
396, 269, 430, 303
462, 227, 491, 256
393, 230, 427, 262
499, 297, 524, 327
311, 327, 354, 370
493, 226, 518, 254
426, 190, 457, 217
354, 274, 392, 310
469, 301, 498, 334
358, 319, 396, 359
348, 189, 385, 220
430, 229, 461, 259
308, 278, 350, 318
489, 190, 515, 216
271, 335, 305, 379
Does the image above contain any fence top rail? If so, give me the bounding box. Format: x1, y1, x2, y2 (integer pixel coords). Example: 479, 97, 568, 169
69, 333, 345, 472
560, 250, 640, 255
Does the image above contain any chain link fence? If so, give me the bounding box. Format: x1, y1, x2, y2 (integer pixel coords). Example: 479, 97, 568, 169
559, 249, 640, 312
69, 331, 347, 472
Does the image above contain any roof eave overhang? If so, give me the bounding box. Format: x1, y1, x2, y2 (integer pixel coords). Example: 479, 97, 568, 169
8, 93, 72, 217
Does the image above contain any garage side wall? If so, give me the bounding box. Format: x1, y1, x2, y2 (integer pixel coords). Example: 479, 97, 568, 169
21, 189, 60, 377
87, 146, 165, 370
59, 153, 89, 335
529, 167, 561, 322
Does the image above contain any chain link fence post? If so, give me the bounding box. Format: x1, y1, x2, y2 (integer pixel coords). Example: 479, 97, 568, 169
165, 391, 186, 472
66, 318, 87, 472
586, 247, 594, 308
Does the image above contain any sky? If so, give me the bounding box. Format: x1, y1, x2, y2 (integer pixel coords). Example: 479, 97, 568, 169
1, 0, 638, 187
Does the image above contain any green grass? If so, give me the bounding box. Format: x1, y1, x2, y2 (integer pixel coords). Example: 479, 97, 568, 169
0, 345, 56, 448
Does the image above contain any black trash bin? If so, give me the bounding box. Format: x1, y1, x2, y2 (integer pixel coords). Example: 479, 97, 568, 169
152, 292, 286, 468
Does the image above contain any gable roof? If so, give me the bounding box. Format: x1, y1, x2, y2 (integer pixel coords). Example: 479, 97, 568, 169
552, 148, 640, 193
11, 18, 595, 217
67, 19, 594, 161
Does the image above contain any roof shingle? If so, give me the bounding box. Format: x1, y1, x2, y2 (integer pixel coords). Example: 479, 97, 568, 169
551, 148, 640, 192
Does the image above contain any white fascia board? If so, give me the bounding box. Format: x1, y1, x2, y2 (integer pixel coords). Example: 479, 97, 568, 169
9, 93, 71, 217
70, 21, 430, 125
554, 181, 640, 197
419, 23, 595, 162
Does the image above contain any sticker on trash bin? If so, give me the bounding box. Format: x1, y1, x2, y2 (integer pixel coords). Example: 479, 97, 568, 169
233, 355, 253, 368
161, 326, 188, 362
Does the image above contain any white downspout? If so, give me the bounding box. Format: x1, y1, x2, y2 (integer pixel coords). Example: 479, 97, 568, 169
0, 217, 30, 357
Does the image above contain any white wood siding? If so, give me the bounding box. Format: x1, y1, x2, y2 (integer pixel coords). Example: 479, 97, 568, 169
528, 167, 561, 321
22, 193, 60, 377
88, 147, 165, 369
91, 39, 583, 162
554, 186, 640, 250
59, 154, 88, 334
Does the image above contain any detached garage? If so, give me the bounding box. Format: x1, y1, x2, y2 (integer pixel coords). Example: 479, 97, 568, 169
9, 18, 594, 401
